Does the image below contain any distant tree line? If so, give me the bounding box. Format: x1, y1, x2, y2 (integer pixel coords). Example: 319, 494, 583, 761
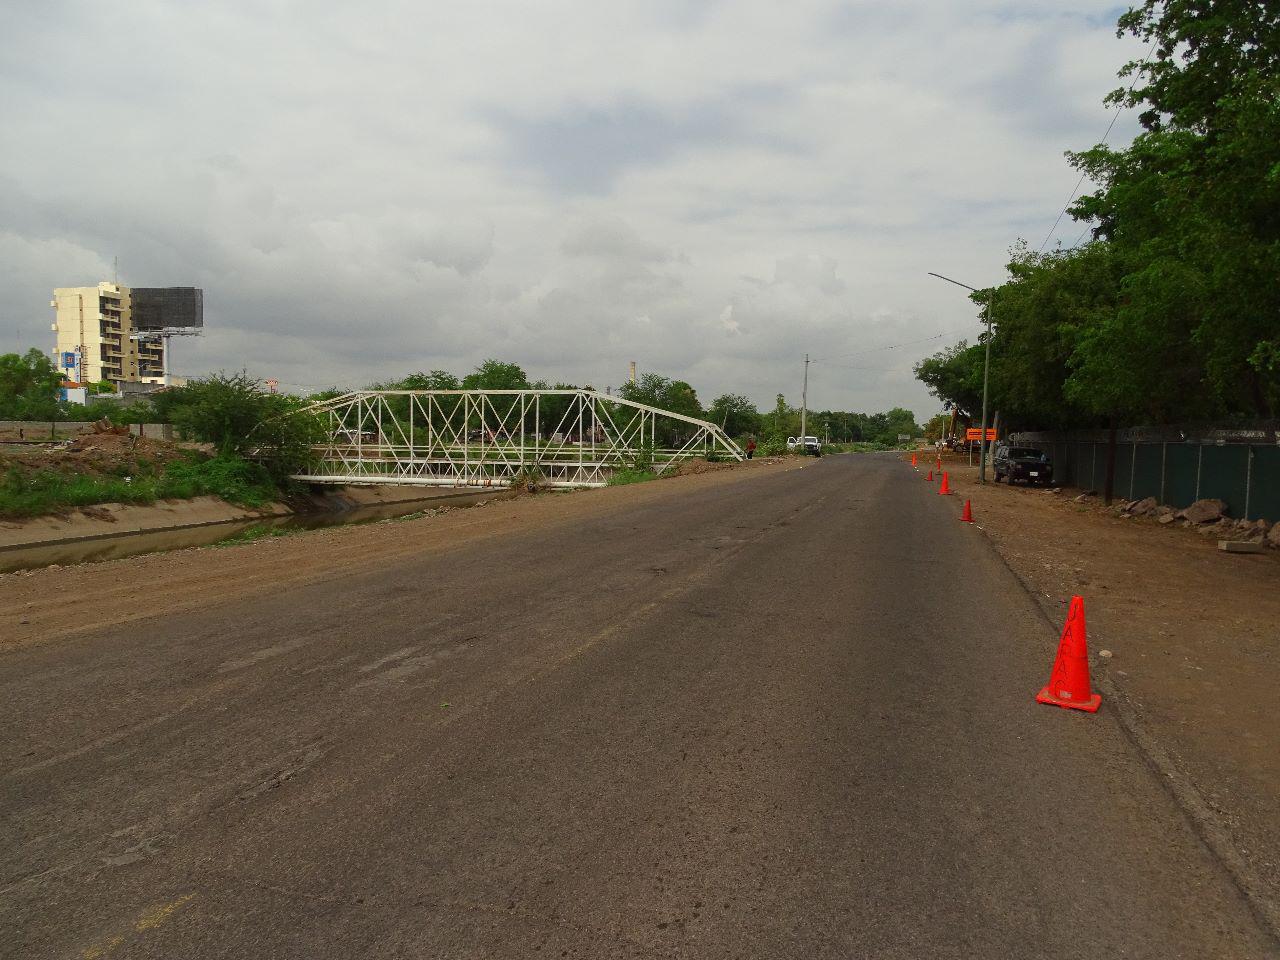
915, 3, 1279, 430
354, 360, 921, 449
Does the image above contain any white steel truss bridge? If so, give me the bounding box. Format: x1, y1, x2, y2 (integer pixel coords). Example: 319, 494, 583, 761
291, 389, 744, 489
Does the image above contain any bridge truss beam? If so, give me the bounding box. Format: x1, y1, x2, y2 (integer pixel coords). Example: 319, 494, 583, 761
291, 389, 744, 489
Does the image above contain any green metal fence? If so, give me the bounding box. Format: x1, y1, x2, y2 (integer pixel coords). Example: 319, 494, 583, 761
1008, 424, 1280, 522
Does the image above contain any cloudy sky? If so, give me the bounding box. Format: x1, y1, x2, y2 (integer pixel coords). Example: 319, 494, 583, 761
0, 1, 1142, 419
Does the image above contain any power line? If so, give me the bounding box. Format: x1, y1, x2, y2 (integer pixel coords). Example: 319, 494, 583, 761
1036, 41, 1157, 254
808, 360, 895, 372
812, 331, 945, 363
810, 322, 984, 365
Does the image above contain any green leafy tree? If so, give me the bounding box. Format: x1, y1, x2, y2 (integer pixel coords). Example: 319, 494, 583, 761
764, 393, 800, 440
707, 393, 760, 438
460, 361, 531, 434
165, 372, 324, 481
462, 359, 530, 391
0, 349, 63, 419
618, 373, 704, 446
923, 413, 950, 442
914, 341, 986, 420
1067, 0, 1280, 418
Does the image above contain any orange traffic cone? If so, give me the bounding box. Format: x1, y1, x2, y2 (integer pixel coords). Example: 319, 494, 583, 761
911, 453, 918, 468
1036, 596, 1101, 713
960, 499, 973, 522
938, 472, 952, 495
935, 456, 942, 472
925, 469, 933, 481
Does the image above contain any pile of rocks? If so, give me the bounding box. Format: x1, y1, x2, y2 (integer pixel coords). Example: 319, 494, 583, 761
1110, 495, 1280, 549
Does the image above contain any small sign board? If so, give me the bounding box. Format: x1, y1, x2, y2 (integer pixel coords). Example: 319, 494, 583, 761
966, 428, 998, 441
61, 351, 77, 368
897, 434, 910, 441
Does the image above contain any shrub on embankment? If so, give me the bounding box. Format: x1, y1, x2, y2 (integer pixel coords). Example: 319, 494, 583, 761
0, 453, 279, 520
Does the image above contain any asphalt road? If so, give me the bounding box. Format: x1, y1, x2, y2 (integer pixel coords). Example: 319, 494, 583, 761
3, 454, 1276, 959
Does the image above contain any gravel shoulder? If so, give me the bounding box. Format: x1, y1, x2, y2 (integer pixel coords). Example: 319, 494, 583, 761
923, 453, 1280, 929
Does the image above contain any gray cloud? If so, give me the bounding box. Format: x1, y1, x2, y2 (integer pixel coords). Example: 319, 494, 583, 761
486, 88, 791, 195
0, 0, 1145, 416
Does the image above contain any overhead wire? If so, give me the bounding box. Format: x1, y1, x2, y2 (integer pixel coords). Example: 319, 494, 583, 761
1035, 40, 1157, 254
809, 322, 986, 367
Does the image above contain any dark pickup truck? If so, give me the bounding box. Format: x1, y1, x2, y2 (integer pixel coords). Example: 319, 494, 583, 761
993, 444, 1054, 485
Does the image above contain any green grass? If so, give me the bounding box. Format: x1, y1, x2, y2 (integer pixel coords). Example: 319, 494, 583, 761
607, 468, 659, 486
0, 454, 281, 520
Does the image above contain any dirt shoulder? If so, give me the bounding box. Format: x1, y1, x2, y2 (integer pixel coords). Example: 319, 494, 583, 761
0, 457, 803, 652
922, 453, 1280, 926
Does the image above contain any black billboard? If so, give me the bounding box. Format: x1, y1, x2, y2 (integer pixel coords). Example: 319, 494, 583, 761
130, 287, 203, 331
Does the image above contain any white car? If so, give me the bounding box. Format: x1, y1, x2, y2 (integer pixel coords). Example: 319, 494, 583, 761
786, 435, 822, 455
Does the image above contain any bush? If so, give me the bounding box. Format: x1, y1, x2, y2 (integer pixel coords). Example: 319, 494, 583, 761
607, 468, 658, 486
627, 442, 656, 474
0, 454, 280, 519
1, 466, 159, 517
159, 454, 278, 507
162, 372, 326, 483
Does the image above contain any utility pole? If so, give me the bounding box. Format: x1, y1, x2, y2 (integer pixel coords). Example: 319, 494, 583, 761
800, 354, 809, 442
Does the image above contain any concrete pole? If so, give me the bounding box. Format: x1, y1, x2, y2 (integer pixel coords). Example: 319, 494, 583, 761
800, 354, 809, 445
978, 296, 993, 483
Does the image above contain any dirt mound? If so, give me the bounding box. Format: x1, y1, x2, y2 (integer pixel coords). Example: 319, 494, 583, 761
1, 432, 189, 478
667, 458, 739, 477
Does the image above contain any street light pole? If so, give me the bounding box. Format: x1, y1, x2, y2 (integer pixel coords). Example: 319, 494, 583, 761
928, 271, 995, 483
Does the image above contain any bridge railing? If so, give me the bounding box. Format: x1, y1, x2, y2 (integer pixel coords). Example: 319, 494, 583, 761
290, 389, 743, 488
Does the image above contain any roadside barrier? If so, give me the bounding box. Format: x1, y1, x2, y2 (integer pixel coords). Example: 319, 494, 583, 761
938, 472, 952, 495
960, 499, 973, 522
1035, 596, 1101, 713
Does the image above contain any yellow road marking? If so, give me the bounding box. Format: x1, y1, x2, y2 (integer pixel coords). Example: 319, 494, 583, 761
135, 893, 196, 931
79, 893, 196, 958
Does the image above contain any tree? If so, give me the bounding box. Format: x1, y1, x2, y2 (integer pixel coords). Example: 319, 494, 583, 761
867, 407, 919, 445
618, 373, 705, 446
1067, 1, 1280, 418
618, 374, 703, 419
707, 394, 760, 438
165, 372, 324, 481
914, 341, 985, 421
0, 349, 63, 419
765, 394, 800, 440
923, 413, 950, 442
396, 370, 460, 391
461, 359, 530, 391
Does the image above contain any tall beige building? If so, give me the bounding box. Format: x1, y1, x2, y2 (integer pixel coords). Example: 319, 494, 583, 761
51, 283, 192, 387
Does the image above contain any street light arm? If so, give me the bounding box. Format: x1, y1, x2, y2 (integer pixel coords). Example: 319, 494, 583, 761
926, 271, 977, 292
928, 269, 996, 484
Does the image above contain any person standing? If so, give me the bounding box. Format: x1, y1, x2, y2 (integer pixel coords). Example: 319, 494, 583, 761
746, 437, 757, 459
